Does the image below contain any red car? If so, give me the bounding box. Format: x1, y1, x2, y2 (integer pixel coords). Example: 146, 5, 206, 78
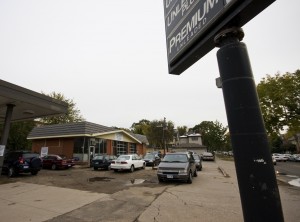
42, 154, 75, 170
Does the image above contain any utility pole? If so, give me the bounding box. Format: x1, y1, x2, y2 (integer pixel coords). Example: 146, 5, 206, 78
163, 117, 167, 153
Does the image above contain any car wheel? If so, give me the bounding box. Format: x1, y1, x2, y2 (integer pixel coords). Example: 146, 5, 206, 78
142, 163, 146, 169
130, 165, 134, 173
187, 171, 193, 184
51, 164, 57, 170
8, 167, 15, 178
158, 177, 163, 183
31, 170, 38, 175
193, 169, 198, 177
114, 169, 118, 172
31, 157, 42, 168
93, 167, 98, 170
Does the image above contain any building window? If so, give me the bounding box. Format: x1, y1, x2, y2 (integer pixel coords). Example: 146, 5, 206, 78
113, 141, 128, 156
95, 139, 107, 154
73, 137, 88, 153
191, 137, 198, 141
129, 143, 136, 154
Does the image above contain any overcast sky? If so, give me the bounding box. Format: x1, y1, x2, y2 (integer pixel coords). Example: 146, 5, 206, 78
0, 0, 299, 129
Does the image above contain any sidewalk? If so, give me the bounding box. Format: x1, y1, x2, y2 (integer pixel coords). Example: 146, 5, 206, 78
0, 182, 109, 222
138, 159, 244, 222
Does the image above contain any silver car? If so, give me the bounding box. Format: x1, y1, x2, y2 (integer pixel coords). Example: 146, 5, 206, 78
157, 152, 197, 184
202, 152, 215, 161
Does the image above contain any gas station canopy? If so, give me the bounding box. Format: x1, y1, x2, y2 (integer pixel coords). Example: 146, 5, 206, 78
0, 79, 68, 123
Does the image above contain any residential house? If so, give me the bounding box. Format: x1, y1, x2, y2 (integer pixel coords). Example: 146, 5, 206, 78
171, 132, 206, 154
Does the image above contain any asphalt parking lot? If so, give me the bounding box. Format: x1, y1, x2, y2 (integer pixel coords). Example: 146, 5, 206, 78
1, 159, 300, 222
1, 164, 163, 194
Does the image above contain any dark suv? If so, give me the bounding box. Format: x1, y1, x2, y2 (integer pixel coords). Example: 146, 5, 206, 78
157, 152, 197, 184
91, 154, 117, 170
1, 150, 42, 177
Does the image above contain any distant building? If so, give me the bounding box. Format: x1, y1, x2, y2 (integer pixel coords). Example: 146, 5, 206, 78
27, 121, 149, 162
171, 132, 206, 154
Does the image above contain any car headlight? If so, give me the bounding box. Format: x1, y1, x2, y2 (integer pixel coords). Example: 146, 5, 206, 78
157, 168, 163, 173
178, 169, 188, 174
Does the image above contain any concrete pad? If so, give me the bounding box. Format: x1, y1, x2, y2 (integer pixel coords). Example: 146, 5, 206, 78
138, 160, 244, 222
0, 182, 108, 222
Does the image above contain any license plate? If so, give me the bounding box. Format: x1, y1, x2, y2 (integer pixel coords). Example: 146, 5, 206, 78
167, 175, 173, 179
95, 162, 99, 164
23, 166, 29, 169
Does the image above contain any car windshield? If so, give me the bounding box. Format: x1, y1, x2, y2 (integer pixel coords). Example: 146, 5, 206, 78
162, 154, 188, 162
144, 154, 154, 159
117, 155, 130, 160
93, 155, 103, 160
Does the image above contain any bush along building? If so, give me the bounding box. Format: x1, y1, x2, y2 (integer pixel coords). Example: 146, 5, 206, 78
27, 121, 148, 163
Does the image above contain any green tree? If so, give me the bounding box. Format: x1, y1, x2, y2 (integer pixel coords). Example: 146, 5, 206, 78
257, 70, 300, 134
224, 132, 232, 152
192, 120, 227, 152
269, 134, 284, 153
130, 119, 150, 135
145, 119, 175, 150
177, 126, 188, 136
4, 121, 36, 150
39, 92, 85, 124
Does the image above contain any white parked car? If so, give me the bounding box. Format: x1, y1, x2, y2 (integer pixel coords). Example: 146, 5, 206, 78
202, 152, 215, 161
272, 156, 276, 165
272, 153, 288, 162
110, 154, 145, 172
288, 154, 300, 162
282, 153, 292, 160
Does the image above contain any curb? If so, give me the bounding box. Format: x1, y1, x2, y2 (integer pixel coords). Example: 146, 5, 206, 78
218, 166, 230, 177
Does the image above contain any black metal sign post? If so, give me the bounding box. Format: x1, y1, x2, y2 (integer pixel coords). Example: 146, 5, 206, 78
214, 27, 284, 222
163, 0, 285, 221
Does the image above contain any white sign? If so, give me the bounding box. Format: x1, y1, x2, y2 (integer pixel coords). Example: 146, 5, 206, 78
115, 133, 123, 141
41, 147, 48, 157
